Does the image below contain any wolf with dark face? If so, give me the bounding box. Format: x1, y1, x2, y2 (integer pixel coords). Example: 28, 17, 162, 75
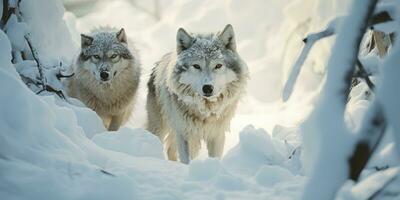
146, 24, 248, 164
68, 28, 141, 131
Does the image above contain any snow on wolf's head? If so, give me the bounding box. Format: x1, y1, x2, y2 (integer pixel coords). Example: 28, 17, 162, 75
172, 24, 248, 101
78, 28, 133, 84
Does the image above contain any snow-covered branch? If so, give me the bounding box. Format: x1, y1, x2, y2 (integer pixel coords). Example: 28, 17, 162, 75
348, 101, 386, 181
377, 33, 400, 157
282, 8, 394, 101
347, 11, 400, 183
301, 0, 378, 199
282, 22, 335, 101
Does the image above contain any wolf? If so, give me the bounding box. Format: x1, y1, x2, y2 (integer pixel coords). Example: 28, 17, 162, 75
68, 27, 141, 131
146, 24, 248, 164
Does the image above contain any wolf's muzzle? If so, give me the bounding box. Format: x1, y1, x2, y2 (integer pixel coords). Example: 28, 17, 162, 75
100, 70, 110, 81
202, 84, 214, 97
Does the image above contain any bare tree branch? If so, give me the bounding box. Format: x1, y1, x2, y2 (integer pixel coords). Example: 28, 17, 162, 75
24, 33, 46, 91
371, 10, 393, 25
356, 59, 375, 90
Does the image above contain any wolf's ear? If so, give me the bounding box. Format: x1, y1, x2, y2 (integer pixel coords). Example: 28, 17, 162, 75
176, 28, 193, 53
81, 34, 93, 48
218, 24, 236, 51
116, 28, 127, 44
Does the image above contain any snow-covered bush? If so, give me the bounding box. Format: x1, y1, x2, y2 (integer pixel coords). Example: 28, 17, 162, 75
1, 0, 77, 98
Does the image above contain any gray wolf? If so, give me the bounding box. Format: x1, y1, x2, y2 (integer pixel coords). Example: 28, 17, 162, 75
68, 27, 141, 131
146, 24, 248, 164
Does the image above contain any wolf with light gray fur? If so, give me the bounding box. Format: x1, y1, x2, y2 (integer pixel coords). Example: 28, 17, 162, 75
146, 24, 248, 164
68, 27, 141, 131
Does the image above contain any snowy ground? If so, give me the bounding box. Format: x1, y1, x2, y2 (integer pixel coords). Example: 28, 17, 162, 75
1, 0, 398, 199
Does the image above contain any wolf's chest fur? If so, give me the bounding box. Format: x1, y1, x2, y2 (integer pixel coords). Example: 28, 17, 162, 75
173, 93, 233, 122
166, 89, 239, 138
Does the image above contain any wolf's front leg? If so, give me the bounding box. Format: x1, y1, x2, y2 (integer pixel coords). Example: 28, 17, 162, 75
207, 133, 225, 158
108, 114, 124, 131
176, 133, 190, 164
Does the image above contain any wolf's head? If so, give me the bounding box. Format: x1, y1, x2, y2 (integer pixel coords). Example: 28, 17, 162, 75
173, 24, 246, 100
79, 28, 133, 83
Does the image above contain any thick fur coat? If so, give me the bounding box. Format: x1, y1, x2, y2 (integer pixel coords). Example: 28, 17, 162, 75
146, 24, 248, 163
68, 28, 141, 131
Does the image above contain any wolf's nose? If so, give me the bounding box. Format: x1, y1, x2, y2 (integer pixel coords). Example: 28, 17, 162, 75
202, 84, 214, 96
100, 71, 110, 81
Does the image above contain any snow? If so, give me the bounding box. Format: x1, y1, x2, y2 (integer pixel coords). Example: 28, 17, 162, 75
4, 14, 28, 52
377, 29, 400, 156
255, 165, 295, 187
301, 0, 379, 199
19, 0, 78, 65
337, 167, 400, 200
92, 127, 164, 159
1, 0, 399, 199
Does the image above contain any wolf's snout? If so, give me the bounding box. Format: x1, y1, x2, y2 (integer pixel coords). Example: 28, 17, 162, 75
202, 84, 214, 96
100, 70, 110, 81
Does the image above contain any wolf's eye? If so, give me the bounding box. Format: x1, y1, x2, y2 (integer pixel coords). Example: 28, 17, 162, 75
110, 54, 118, 59
215, 64, 223, 69
192, 64, 201, 70
93, 55, 100, 60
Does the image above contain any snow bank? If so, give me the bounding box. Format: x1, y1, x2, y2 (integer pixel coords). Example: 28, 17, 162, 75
0, 59, 304, 199
92, 127, 164, 159
223, 126, 285, 175
222, 125, 301, 178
